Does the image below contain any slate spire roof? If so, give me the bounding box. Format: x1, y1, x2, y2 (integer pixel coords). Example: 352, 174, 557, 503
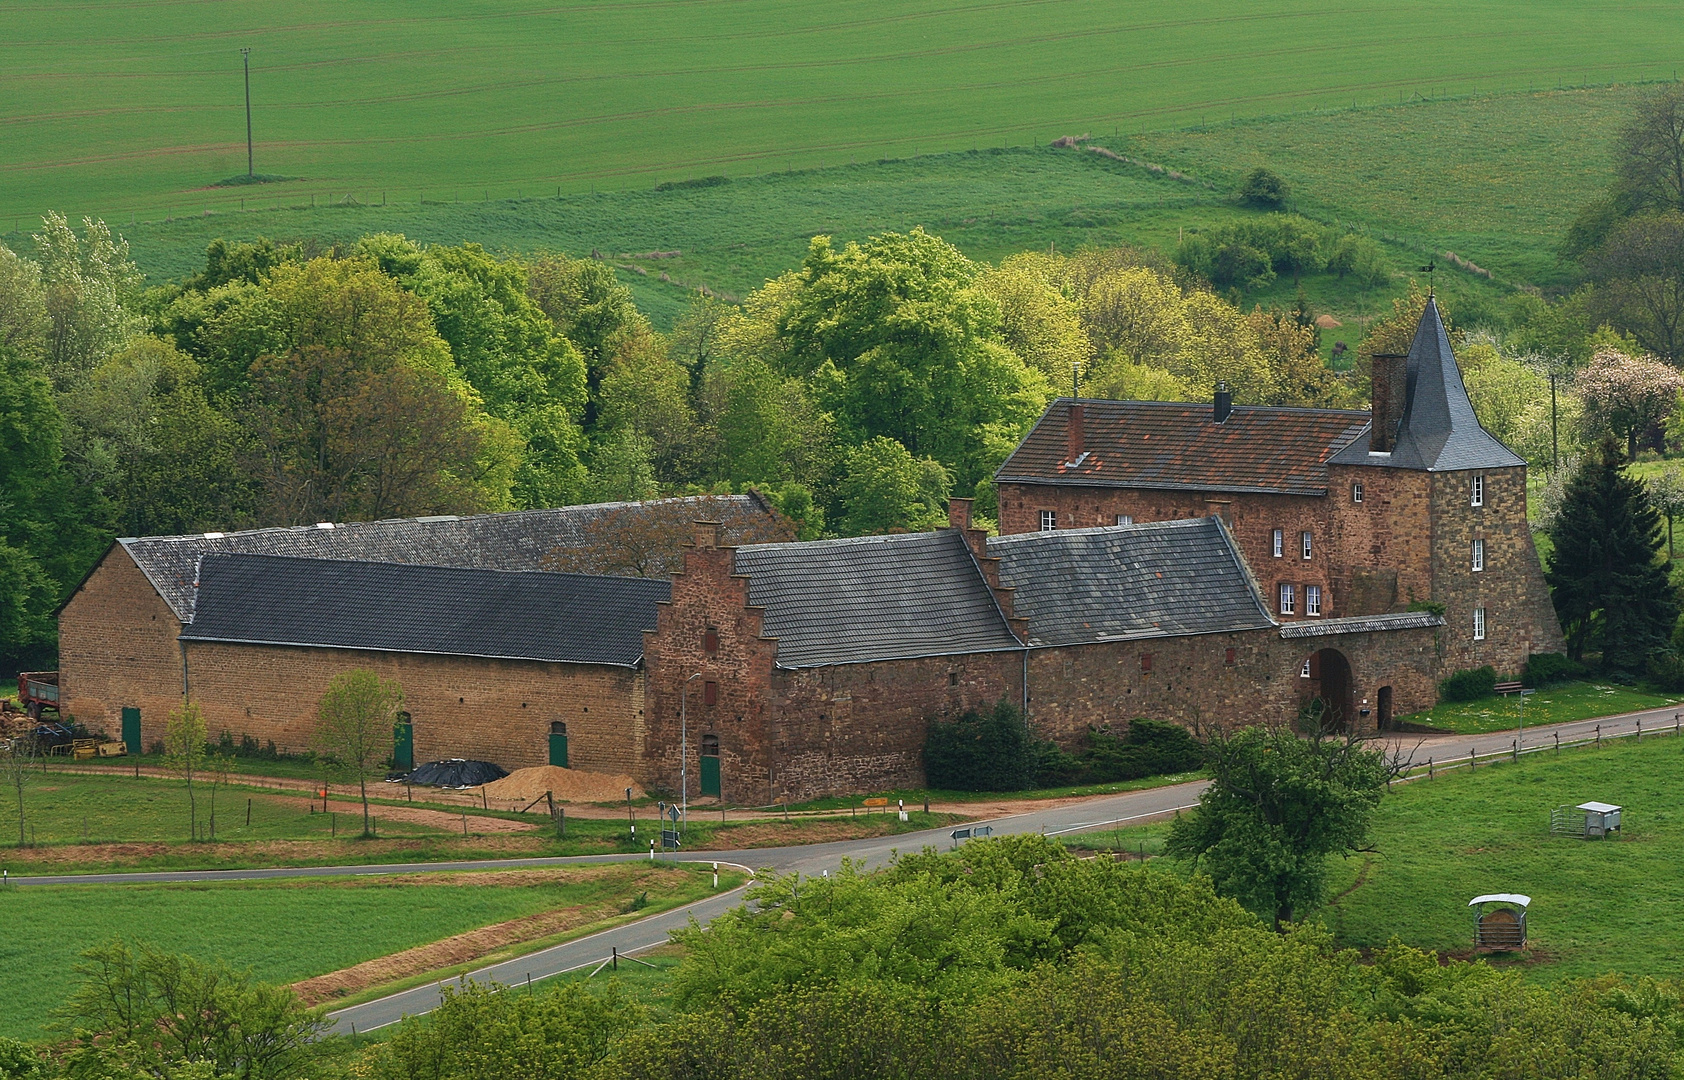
1329, 296, 1525, 472
730, 530, 1024, 669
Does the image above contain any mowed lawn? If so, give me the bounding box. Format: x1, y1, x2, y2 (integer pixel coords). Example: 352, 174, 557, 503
1396, 681, 1684, 736
2, 0, 1678, 224
0, 864, 712, 1040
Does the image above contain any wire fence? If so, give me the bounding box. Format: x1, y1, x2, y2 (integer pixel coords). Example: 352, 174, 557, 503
1396, 713, 1684, 785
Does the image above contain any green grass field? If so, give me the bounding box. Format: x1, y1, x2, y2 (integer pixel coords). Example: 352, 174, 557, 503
5, 0, 1678, 226
1396, 681, 1684, 736
1066, 734, 1684, 983
0, 863, 717, 1040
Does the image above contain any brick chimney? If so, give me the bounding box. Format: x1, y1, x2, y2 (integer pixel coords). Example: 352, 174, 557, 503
947, 497, 973, 532
1066, 401, 1085, 465
691, 521, 722, 549
1369, 353, 1408, 452
1212, 381, 1232, 423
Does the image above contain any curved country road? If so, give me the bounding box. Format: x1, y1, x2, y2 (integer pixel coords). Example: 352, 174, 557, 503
12, 704, 1678, 1034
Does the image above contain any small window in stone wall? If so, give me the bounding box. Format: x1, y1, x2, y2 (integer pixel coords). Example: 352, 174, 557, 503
1353, 481, 1364, 503
1301, 658, 1312, 678
550, 721, 567, 735
1116, 514, 1133, 525
704, 680, 719, 706
1472, 474, 1484, 507
1225, 647, 1236, 665
1474, 607, 1486, 641
703, 628, 719, 654
949, 671, 959, 686
1301, 531, 1313, 560
1040, 509, 1057, 531
1272, 529, 1284, 557
1472, 538, 1485, 572
1306, 584, 1322, 616
1279, 582, 1296, 614
1140, 653, 1154, 673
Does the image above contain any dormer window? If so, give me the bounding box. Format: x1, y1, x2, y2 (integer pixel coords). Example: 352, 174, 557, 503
1472, 474, 1484, 507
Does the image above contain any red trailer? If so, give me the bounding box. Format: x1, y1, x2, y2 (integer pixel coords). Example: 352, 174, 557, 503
18, 671, 59, 719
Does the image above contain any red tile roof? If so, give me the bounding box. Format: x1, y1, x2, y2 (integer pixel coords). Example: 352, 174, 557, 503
995, 398, 1369, 496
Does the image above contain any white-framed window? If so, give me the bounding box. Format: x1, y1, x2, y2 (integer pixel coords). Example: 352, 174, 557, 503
1039, 510, 1056, 531
1353, 481, 1364, 504
1279, 583, 1296, 614
1473, 606, 1486, 641
1300, 658, 1312, 678
1115, 514, 1133, 526
1472, 474, 1484, 507
1472, 538, 1485, 572
1306, 584, 1322, 616
1272, 529, 1284, 557
1301, 531, 1313, 560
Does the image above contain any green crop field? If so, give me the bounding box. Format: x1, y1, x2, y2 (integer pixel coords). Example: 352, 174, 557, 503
0, 864, 715, 1039
4, 0, 1679, 227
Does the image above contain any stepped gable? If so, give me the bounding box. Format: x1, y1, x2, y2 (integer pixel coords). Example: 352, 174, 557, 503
987, 518, 1274, 647
995, 397, 1368, 496
181, 554, 669, 667
730, 530, 1023, 669
1329, 296, 1525, 471
118, 495, 767, 622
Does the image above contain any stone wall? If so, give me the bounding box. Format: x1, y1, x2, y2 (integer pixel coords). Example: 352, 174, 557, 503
182, 641, 645, 772
1324, 463, 1433, 615
1025, 622, 1440, 743
1427, 466, 1565, 676
57, 545, 185, 745
995, 482, 1335, 622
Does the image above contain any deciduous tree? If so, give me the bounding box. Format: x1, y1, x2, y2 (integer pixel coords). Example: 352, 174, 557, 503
1577, 346, 1683, 459
1584, 212, 1684, 362
164, 700, 209, 841
1164, 726, 1390, 927
835, 437, 950, 536
314, 669, 402, 837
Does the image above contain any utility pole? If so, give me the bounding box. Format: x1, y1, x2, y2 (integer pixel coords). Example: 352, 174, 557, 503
241, 48, 254, 177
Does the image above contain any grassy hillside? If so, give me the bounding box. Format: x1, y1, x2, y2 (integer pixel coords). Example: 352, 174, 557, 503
4, 0, 1679, 226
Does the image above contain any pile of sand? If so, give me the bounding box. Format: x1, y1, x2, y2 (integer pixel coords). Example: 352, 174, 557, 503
482, 765, 644, 804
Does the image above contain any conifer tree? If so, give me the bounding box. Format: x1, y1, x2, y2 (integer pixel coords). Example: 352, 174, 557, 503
1546, 435, 1679, 669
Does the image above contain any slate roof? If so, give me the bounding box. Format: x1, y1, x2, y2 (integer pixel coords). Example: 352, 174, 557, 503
995, 398, 1369, 496
987, 518, 1274, 647
1277, 611, 1445, 638
118, 496, 766, 622
180, 554, 669, 666
1328, 297, 1525, 472
731, 530, 1023, 668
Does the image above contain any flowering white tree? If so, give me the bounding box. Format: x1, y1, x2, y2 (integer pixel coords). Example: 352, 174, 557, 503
1578, 348, 1684, 459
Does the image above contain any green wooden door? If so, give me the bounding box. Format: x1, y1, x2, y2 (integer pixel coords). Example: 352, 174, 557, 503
393, 721, 414, 771
700, 752, 721, 797
120, 707, 141, 755
549, 731, 569, 768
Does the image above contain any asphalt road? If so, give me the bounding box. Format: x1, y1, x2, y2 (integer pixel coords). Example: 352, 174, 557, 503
13, 702, 1679, 1035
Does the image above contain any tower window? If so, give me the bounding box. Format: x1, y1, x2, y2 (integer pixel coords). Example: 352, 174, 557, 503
1472, 474, 1484, 507
703, 628, 719, 654
1279, 583, 1296, 615
1473, 607, 1487, 641
1039, 510, 1057, 531
1306, 584, 1322, 616
1353, 481, 1364, 504
1272, 529, 1284, 558
1472, 538, 1485, 572
1301, 531, 1313, 560
703, 680, 718, 706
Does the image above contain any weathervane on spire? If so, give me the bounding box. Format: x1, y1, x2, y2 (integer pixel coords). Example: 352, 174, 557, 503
1419, 260, 1437, 296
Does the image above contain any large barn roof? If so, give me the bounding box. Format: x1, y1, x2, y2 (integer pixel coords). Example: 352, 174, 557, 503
117, 496, 768, 622
731, 530, 1023, 669
181, 554, 669, 667
988, 518, 1274, 647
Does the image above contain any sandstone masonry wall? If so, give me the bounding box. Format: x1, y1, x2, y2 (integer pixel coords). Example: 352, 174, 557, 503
57, 545, 186, 744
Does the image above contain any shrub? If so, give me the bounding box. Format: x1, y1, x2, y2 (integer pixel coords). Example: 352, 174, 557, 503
1524, 652, 1586, 688
1439, 666, 1498, 702
924, 700, 1038, 791
1082, 720, 1204, 782
1239, 166, 1289, 209
1647, 651, 1684, 692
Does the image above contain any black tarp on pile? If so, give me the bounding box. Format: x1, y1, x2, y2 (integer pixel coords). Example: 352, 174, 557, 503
405, 759, 508, 787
